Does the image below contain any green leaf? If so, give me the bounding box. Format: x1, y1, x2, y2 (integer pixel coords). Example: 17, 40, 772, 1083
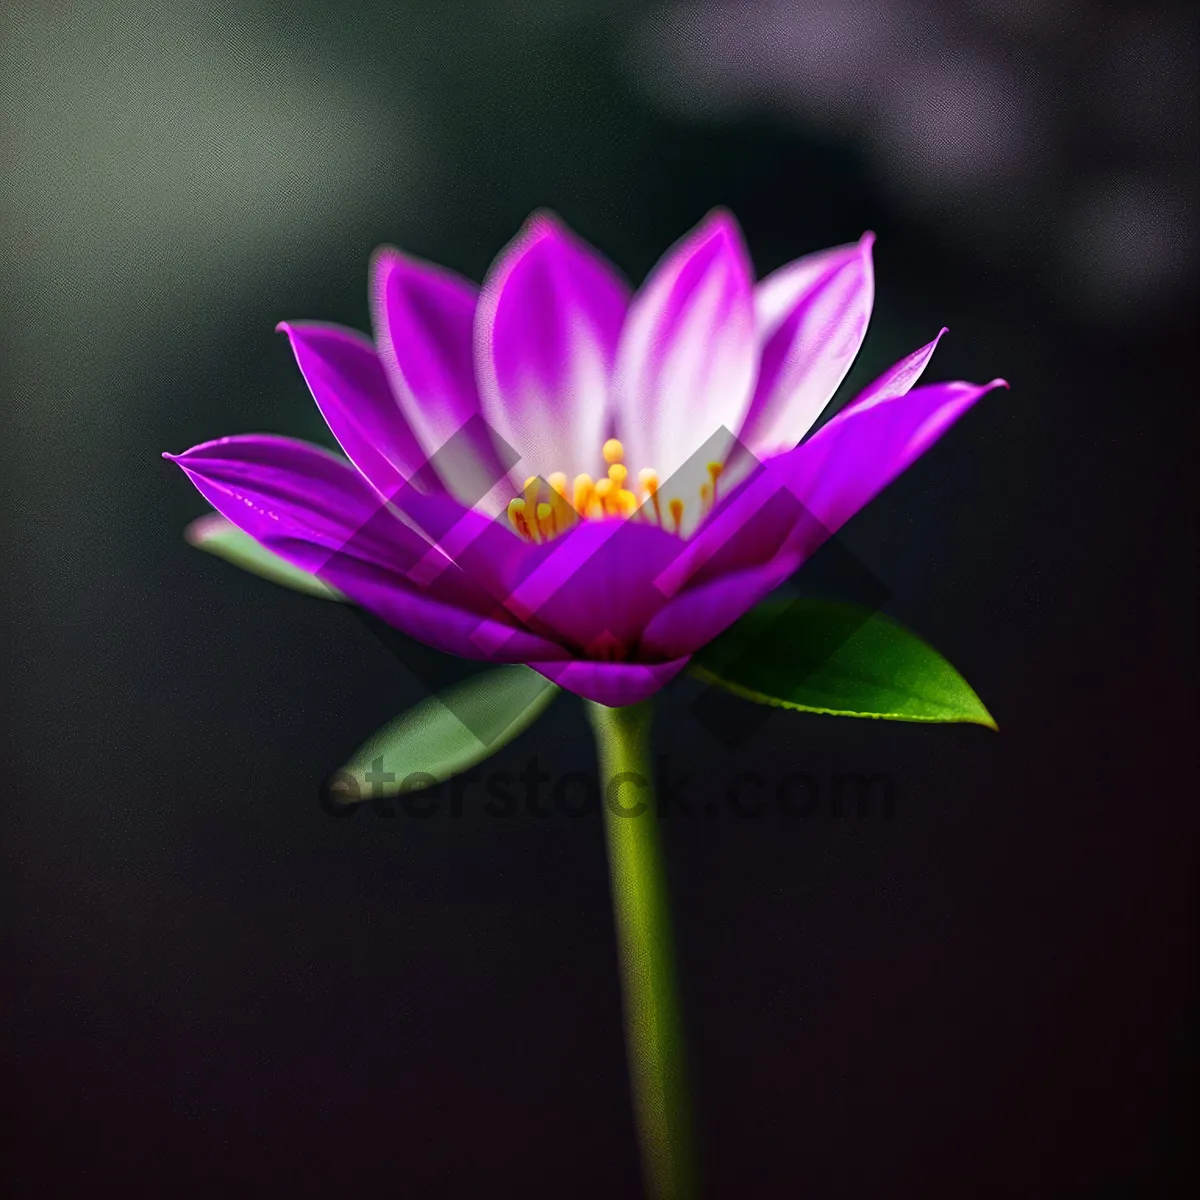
185, 514, 344, 601
332, 666, 560, 802
691, 598, 996, 729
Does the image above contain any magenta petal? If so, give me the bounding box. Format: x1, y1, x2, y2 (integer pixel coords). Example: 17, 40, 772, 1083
774, 377, 1008, 540
528, 656, 689, 707
645, 377, 1007, 655
736, 233, 875, 458
476, 212, 629, 483
654, 462, 810, 592
342, 569, 572, 663
640, 557, 802, 661
167, 435, 427, 569
614, 209, 756, 485
498, 519, 687, 655
371, 249, 513, 509
166, 435, 569, 663
837, 327, 947, 414
277, 322, 436, 501
676, 330, 950, 587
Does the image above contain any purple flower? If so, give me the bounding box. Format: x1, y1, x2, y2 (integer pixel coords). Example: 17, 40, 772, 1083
167, 210, 1004, 707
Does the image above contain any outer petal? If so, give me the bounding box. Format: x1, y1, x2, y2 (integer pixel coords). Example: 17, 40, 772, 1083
834, 326, 946, 415
386, 495, 689, 661
675, 331, 952, 587
476, 212, 629, 484
734, 232, 875, 459
613, 209, 756, 488
370, 249, 515, 511
277, 322, 435, 501
527, 657, 690, 707
166, 435, 569, 663
641, 377, 1007, 657
773, 377, 1007, 539
167, 434, 427, 570
638, 557, 804, 661
497, 519, 689, 656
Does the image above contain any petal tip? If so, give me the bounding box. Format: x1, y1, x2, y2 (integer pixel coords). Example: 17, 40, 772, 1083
369, 242, 401, 270
519, 208, 566, 247
701, 206, 743, 244
369, 244, 413, 293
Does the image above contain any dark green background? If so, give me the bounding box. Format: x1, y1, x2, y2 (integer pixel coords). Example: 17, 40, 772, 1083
3, 2, 1195, 1195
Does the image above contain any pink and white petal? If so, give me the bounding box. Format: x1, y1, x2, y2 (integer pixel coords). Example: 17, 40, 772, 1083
370, 249, 514, 511
476, 212, 629, 485
527, 656, 690, 707
667, 330, 951, 587
613, 210, 757, 490
277, 322, 435, 501
734, 232, 875, 460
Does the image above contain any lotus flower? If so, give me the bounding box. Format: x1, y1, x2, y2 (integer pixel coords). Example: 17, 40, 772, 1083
167, 210, 1004, 708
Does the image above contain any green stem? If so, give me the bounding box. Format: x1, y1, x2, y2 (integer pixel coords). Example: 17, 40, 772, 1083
586, 699, 696, 1200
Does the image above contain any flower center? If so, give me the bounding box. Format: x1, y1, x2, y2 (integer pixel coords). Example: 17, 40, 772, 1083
506, 438, 722, 542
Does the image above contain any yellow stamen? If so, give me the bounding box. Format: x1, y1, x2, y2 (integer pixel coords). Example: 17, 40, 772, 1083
668, 497, 684, 534
548, 487, 576, 532
572, 473, 593, 515
507, 498, 531, 540
523, 477, 544, 540
707, 460, 723, 508
593, 476, 615, 514
638, 468, 661, 524
508, 442, 724, 542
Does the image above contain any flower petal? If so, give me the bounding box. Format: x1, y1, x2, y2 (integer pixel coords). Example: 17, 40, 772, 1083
527, 656, 689, 707
643, 377, 1007, 656
277, 322, 435, 502
476, 212, 629, 484
773, 376, 1007, 540
677, 330, 952, 587
639, 558, 803, 661
613, 209, 756, 488
835, 326, 946, 415
498, 519, 689, 656
165, 435, 569, 663
166, 434, 425, 569
735, 232, 875, 459
371, 249, 516, 510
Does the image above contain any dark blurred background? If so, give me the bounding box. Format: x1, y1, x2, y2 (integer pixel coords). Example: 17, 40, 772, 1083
2, 1, 1196, 1196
